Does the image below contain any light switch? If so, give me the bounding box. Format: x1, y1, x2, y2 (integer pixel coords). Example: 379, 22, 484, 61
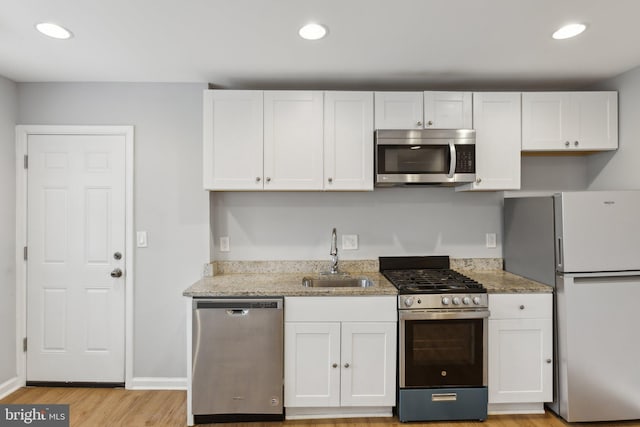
137, 231, 148, 248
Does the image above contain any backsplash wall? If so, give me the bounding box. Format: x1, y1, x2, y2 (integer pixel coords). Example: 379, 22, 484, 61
211, 188, 504, 261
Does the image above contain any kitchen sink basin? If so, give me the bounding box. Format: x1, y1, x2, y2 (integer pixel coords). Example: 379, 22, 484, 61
301, 276, 373, 288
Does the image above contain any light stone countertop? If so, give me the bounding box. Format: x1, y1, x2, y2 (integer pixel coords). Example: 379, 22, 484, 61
183, 259, 552, 297
183, 271, 397, 297
463, 270, 553, 294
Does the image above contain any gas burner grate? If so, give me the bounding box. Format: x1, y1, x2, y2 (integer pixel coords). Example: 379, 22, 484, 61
382, 268, 485, 294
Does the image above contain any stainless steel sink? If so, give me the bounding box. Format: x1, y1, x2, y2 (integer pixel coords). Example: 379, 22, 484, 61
301, 276, 373, 288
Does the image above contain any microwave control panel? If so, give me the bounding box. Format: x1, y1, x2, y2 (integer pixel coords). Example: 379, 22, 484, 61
455, 145, 475, 173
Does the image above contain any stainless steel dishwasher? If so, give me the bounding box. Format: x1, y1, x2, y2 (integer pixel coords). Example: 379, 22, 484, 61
192, 298, 284, 423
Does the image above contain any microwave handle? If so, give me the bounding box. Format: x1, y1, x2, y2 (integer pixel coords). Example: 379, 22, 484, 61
447, 142, 456, 178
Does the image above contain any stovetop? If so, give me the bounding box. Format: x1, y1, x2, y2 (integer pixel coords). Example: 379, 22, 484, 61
382, 268, 485, 294
379, 255, 486, 295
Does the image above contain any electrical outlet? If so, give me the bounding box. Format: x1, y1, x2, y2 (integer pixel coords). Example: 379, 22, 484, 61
203, 263, 213, 277
342, 234, 359, 250
486, 233, 497, 248
220, 236, 230, 252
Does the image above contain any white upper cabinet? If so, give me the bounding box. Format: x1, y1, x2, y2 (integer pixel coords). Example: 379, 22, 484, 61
457, 92, 521, 192
374, 91, 472, 129
203, 90, 374, 192
324, 91, 374, 191
264, 91, 324, 190
521, 91, 618, 151
374, 92, 424, 129
424, 91, 473, 129
203, 90, 264, 190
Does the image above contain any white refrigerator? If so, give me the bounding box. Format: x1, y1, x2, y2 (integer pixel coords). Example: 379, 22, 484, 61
504, 190, 640, 422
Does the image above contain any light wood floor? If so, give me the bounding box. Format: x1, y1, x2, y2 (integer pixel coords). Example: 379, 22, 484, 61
3, 387, 640, 427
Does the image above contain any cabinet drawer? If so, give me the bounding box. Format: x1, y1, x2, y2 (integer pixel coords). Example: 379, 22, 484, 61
285, 296, 396, 322
489, 293, 551, 319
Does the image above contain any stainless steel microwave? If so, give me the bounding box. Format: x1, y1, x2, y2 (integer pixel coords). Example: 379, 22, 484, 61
374, 129, 476, 187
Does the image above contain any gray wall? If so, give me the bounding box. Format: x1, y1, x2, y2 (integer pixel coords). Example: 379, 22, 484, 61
212, 188, 503, 260
587, 65, 640, 189
17, 83, 209, 379
0, 76, 17, 385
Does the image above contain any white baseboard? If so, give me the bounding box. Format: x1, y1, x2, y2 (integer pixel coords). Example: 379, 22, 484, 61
128, 377, 187, 390
488, 402, 545, 415
285, 406, 393, 420
0, 376, 23, 399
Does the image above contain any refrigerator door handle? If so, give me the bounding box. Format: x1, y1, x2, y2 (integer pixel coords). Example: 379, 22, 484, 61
557, 237, 563, 267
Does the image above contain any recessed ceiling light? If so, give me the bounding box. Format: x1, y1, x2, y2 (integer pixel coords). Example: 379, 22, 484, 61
552, 23, 586, 40
36, 22, 73, 40
298, 23, 328, 40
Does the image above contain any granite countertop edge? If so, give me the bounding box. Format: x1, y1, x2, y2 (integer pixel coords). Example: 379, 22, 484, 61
183, 269, 552, 297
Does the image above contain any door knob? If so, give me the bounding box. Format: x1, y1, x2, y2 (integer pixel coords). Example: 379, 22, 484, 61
110, 268, 123, 278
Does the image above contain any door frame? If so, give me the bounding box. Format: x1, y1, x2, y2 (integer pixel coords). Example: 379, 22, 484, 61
15, 125, 135, 388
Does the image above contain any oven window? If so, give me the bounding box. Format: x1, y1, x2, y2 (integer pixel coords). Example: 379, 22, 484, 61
403, 318, 484, 388
377, 145, 449, 174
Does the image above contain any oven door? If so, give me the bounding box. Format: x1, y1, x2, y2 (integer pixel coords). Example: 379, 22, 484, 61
399, 310, 488, 388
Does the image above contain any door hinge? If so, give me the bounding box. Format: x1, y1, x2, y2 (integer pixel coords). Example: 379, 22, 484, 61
23, 337, 27, 352
23, 246, 28, 261
24, 154, 28, 169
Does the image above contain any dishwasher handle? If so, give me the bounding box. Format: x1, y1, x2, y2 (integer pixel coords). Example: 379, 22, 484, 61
193, 298, 283, 310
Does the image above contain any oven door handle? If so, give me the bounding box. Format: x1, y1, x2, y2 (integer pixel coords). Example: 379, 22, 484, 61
399, 310, 490, 321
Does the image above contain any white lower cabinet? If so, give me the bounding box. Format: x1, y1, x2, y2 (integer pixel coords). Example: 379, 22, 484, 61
488, 293, 553, 414
284, 296, 396, 419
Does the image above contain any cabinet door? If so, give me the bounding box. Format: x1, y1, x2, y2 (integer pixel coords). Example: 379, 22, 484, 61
264, 91, 324, 190
521, 92, 571, 151
457, 92, 521, 192
374, 92, 423, 129
488, 318, 553, 404
203, 90, 264, 190
424, 91, 472, 129
284, 322, 341, 407
572, 92, 618, 150
340, 322, 396, 407
324, 91, 374, 191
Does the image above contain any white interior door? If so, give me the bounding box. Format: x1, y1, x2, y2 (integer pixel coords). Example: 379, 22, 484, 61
26, 133, 126, 383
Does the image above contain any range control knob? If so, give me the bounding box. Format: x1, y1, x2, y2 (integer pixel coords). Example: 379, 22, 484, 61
452, 297, 461, 305
472, 296, 482, 305
462, 296, 471, 305
441, 297, 451, 306
404, 296, 415, 307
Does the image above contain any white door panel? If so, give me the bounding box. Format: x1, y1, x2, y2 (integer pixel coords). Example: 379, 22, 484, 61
557, 191, 640, 272
27, 133, 126, 382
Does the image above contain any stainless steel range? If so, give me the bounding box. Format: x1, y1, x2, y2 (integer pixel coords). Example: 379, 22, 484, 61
380, 256, 489, 423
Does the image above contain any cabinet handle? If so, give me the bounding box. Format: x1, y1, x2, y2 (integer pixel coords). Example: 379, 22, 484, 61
416, 121, 423, 127
546, 359, 552, 364
344, 363, 350, 368
332, 363, 338, 368
427, 120, 433, 126
255, 177, 261, 183
266, 177, 271, 183
519, 305, 525, 310
328, 177, 333, 184
476, 178, 482, 184
574, 141, 579, 147
565, 141, 570, 147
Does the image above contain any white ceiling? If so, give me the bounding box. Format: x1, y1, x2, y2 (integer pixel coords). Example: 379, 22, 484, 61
3, 0, 640, 90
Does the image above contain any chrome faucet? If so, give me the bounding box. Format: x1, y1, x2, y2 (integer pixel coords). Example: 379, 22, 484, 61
329, 227, 339, 274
